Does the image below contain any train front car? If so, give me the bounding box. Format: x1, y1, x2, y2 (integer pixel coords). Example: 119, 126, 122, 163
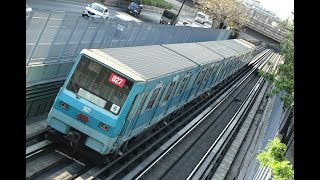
46, 49, 143, 159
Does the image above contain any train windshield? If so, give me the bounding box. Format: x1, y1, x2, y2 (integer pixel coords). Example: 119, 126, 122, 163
66, 55, 133, 115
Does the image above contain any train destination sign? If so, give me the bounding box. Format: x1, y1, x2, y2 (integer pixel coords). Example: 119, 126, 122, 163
109, 73, 126, 88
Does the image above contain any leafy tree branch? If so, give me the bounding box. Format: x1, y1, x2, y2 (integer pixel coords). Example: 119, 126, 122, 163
257, 138, 294, 179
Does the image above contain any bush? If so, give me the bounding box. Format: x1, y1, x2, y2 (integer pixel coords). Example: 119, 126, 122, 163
257, 138, 294, 179
127, 0, 172, 9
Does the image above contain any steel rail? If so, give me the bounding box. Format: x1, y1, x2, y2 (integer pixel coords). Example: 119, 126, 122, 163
187, 73, 266, 180
187, 52, 280, 180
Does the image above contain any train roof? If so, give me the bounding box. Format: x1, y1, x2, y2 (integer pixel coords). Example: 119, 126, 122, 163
161, 43, 224, 65
235, 39, 256, 49
217, 39, 256, 53
219, 39, 250, 53
83, 45, 198, 82
197, 41, 238, 58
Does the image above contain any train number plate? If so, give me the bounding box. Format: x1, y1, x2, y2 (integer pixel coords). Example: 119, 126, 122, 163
110, 104, 120, 114
109, 73, 126, 88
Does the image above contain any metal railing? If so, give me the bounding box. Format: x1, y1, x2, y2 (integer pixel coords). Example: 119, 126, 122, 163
245, 18, 287, 41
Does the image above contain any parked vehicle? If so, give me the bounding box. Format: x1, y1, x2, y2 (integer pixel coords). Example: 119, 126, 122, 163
82, 3, 109, 20
160, 10, 179, 25
195, 12, 209, 24
204, 20, 213, 28
127, 2, 143, 17
26, 5, 32, 18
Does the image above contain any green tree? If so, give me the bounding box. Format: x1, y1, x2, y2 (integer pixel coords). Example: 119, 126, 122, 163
259, 18, 294, 108
256, 138, 294, 179
258, 17, 294, 156
194, 0, 248, 36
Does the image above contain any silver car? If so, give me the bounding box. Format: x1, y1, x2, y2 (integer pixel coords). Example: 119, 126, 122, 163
82, 3, 109, 20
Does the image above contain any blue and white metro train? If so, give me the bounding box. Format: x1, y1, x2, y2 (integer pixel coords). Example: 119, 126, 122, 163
47, 39, 256, 158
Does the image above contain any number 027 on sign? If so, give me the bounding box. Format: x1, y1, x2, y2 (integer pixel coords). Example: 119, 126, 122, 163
109, 73, 126, 88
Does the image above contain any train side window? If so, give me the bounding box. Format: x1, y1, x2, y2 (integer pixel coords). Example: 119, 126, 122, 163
210, 63, 218, 78
244, 52, 249, 60
146, 87, 161, 110
245, 52, 250, 62
136, 92, 148, 116
162, 82, 176, 103
203, 68, 212, 82
176, 76, 189, 95
196, 70, 206, 86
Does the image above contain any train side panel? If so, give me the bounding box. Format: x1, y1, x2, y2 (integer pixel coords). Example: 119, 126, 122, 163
196, 63, 217, 97
165, 69, 197, 114
175, 68, 201, 108
201, 62, 218, 93
187, 65, 207, 100
126, 39, 257, 140
161, 43, 224, 104
125, 39, 256, 151
151, 73, 183, 122
151, 68, 197, 124
127, 67, 197, 138
207, 60, 224, 88
128, 77, 169, 136
212, 57, 229, 85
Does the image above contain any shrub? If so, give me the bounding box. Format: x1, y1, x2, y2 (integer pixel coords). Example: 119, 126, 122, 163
126, 0, 172, 9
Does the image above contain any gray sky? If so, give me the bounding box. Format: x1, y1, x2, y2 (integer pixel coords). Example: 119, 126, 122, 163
259, 0, 294, 19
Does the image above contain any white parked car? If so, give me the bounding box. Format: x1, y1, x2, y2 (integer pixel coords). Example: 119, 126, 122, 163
82, 3, 109, 20
195, 12, 209, 24
26, 5, 32, 18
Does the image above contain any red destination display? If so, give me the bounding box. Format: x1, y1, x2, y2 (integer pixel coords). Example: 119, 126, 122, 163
109, 73, 126, 88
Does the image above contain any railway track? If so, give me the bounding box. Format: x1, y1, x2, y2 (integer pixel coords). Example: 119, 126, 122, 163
26, 48, 273, 180
26, 139, 95, 180
26, 80, 64, 118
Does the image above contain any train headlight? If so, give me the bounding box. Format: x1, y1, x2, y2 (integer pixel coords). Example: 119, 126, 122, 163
99, 122, 109, 131
60, 101, 69, 110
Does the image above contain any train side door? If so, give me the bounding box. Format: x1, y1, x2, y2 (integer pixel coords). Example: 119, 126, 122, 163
152, 75, 179, 124
197, 65, 213, 95
176, 72, 192, 107
125, 92, 149, 137
122, 93, 143, 139
143, 82, 164, 126
215, 57, 229, 84
183, 69, 200, 103
210, 61, 221, 87
188, 67, 207, 101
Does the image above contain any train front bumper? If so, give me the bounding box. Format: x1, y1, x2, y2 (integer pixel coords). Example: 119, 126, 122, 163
47, 108, 117, 155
